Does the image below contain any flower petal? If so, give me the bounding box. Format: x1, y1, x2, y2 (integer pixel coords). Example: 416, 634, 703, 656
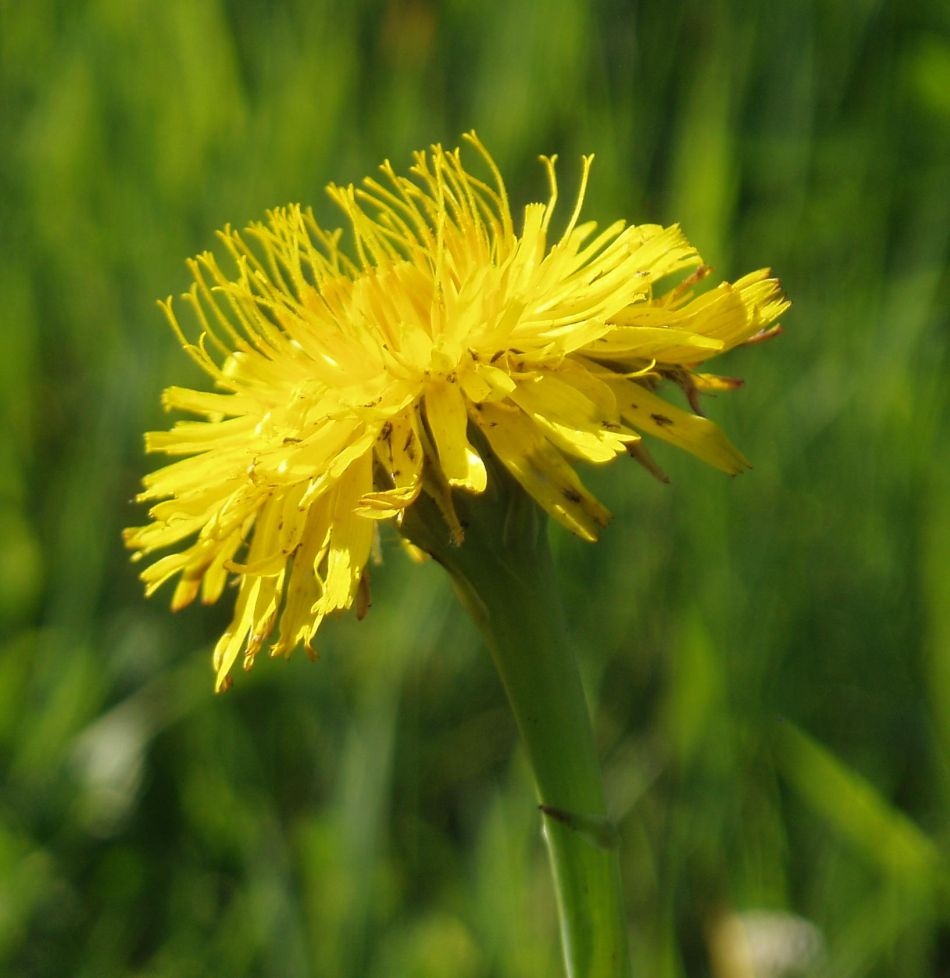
357, 410, 424, 518
473, 401, 611, 541
609, 380, 751, 474
424, 380, 488, 492
509, 366, 636, 463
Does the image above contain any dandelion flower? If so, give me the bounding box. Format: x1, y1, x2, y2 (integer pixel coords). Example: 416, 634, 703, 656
125, 132, 788, 690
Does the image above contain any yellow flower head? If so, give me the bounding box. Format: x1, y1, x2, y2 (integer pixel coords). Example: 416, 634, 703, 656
125, 132, 788, 690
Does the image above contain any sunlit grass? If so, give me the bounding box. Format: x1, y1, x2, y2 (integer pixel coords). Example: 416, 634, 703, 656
1, 1, 948, 975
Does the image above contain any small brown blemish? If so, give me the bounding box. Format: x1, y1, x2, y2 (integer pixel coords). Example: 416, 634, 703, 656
356, 571, 371, 620
686, 385, 703, 416
402, 429, 414, 452
381, 421, 393, 441
651, 413, 673, 427
539, 804, 572, 826
282, 436, 301, 445
562, 487, 582, 503
601, 420, 621, 432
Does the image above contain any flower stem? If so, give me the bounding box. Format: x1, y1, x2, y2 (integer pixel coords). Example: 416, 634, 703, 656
403, 481, 631, 977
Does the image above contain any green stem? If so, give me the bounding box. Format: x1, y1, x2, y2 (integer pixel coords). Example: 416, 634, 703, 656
403, 482, 631, 977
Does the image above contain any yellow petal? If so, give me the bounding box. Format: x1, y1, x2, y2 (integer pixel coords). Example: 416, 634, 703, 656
621, 223, 700, 282
610, 273, 784, 362
586, 325, 724, 364
322, 451, 375, 611
734, 268, 790, 328
609, 380, 751, 475
691, 372, 744, 393
509, 366, 635, 463
145, 416, 257, 456
270, 496, 333, 659
212, 576, 263, 691
358, 410, 424, 517
354, 485, 420, 519
424, 380, 487, 492
200, 528, 246, 604
162, 386, 251, 418
473, 401, 611, 541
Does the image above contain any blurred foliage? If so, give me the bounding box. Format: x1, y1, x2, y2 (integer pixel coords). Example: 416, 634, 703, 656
1, 0, 948, 975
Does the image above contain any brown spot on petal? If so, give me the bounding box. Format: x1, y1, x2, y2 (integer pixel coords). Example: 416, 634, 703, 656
356, 571, 371, 620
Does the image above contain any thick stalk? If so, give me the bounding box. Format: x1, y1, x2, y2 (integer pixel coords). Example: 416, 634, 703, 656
403, 484, 631, 977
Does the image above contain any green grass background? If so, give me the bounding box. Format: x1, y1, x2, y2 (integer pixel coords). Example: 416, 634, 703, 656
1, 1, 948, 975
